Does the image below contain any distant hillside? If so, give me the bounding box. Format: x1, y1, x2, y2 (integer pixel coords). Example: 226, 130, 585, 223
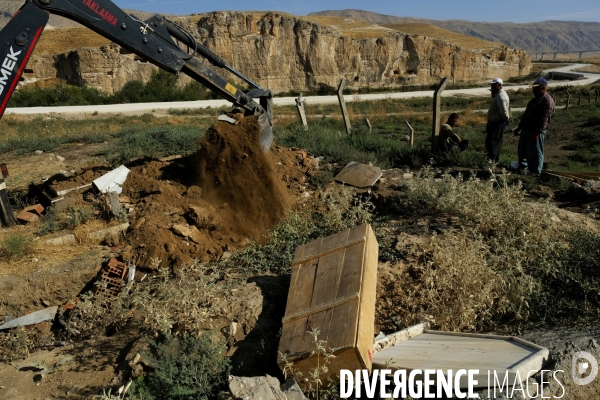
310, 9, 600, 53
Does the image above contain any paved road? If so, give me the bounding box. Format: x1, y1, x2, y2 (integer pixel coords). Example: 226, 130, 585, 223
5, 64, 598, 116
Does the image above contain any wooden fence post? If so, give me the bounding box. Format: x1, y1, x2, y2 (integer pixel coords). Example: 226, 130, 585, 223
431, 77, 449, 153
566, 91, 570, 110
405, 121, 414, 147
364, 118, 372, 134
588, 91, 592, 103
295, 93, 308, 130
337, 79, 351, 136
577, 90, 581, 106
596, 89, 599, 102
0, 178, 16, 227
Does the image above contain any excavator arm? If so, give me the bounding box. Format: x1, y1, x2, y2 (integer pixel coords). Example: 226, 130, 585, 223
0, 0, 273, 150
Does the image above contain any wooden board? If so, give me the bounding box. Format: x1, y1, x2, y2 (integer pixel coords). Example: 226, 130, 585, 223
278, 224, 378, 386
373, 326, 550, 389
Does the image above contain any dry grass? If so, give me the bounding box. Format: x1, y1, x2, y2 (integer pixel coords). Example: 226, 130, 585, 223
34, 27, 111, 55
384, 23, 499, 50
306, 15, 392, 39
575, 64, 600, 73
377, 169, 599, 331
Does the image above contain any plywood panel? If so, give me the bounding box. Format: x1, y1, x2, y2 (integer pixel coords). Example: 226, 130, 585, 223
279, 224, 378, 387
355, 225, 378, 369
286, 260, 318, 315
328, 301, 359, 350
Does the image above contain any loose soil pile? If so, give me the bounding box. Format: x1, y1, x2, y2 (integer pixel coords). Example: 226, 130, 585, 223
198, 115, 288, 242
121, 115, 306, 270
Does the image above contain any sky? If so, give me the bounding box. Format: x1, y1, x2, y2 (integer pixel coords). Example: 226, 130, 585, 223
113, 0, 600, 23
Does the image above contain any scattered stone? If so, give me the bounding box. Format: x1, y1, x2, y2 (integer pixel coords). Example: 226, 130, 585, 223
171, 223, 202, 244
280, 379, 306, 400
35, 150, 44, 155
130, 217, 146, 230
229, 375, 285, 400
121, 245, 133, 262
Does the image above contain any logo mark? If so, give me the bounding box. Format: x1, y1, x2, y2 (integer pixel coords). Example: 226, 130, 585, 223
572, 351, 598, 386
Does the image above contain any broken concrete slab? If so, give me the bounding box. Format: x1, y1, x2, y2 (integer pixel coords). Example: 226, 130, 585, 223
87, 223, 130, 241
107, 191, 126, 221
334, 161, 382, 188
372, 323, 550, 389
93, 165, 130, 195
43, 234, 76, 246
0, 306, 58, 330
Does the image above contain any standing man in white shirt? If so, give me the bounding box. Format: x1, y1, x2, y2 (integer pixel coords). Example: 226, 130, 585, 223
486, 78, 511, 164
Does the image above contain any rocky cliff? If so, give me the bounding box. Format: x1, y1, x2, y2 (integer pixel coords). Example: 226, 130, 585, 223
23, 11, 530, 94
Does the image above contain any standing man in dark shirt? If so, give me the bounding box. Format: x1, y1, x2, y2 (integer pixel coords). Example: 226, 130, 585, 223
513, 77, 555, 178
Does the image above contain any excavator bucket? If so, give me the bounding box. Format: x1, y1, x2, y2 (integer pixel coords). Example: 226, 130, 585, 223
258, 112, 273, 153
257, 93, 274, 152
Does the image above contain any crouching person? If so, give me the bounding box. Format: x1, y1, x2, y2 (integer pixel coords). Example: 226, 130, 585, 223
439, 113, 464, 153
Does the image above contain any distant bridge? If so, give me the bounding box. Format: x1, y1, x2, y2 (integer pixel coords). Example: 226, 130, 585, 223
529, 49, 600, 60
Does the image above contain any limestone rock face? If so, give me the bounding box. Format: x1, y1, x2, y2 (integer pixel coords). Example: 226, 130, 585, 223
191, 12, 530, 93
24, 43, 156, 94
22, 12, 530, 94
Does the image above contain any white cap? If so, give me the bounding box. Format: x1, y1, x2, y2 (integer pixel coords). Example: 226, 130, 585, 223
491, 78, 503, 85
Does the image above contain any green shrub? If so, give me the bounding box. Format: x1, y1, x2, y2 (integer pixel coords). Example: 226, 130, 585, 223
140, 331, 231, 400
104, 125, 204, 165
64, 205, 96, 229
38, 205, 95, 235
221, 187, 373, 276
1, 233, 34, 258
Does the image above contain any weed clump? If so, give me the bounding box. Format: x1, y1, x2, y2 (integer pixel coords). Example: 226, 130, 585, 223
39, 204, 96, 235
380, 168, 600, 331
128, 331, 230, 400
0, 327, 37, 362
0, 232, 34, 258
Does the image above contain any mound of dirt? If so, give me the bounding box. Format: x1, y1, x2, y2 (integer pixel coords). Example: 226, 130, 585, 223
198, 115, 288, 242
120, 116, 307, 270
